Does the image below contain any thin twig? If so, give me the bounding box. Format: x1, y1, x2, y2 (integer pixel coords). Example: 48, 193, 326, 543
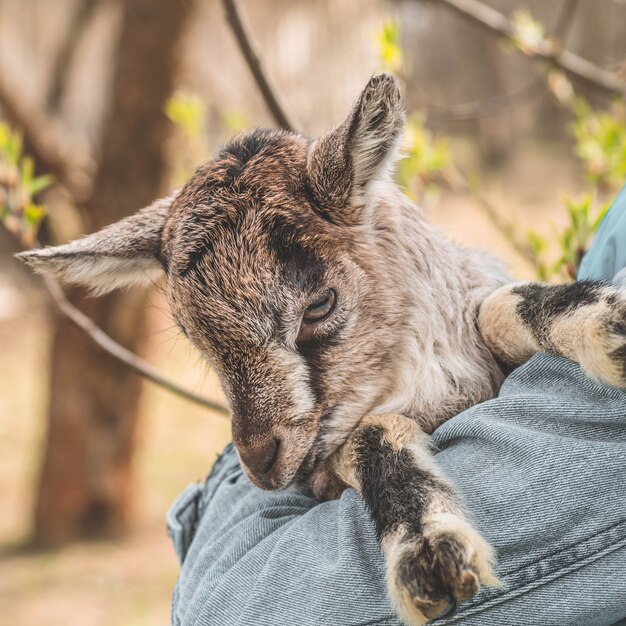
412, 0, 582, 123
416, 76, 544, 122
443, 169, 538, 268
434, 0, 625, 96
221, 0, 300, 133
40, 273, 230, 417
0, 76, 92, 200
430, 0, 585, 270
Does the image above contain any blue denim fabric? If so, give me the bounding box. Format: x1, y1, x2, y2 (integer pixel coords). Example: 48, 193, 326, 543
578, 185, 626, 283
169, 187, 626, 626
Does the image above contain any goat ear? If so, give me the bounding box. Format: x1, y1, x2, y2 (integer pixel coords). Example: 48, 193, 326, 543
16, 193, 175, 294
307, 73, 405, 223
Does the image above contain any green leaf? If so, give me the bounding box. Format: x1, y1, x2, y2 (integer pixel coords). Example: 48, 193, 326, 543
572, 97, 626, 189
0, 123, 51, 240
23, 203, 46, 227
375, 21, 403, 73
396, 114, 450, 194
526, 230, 547, 254
166, 93, 206, 139
28, 174, 53, 197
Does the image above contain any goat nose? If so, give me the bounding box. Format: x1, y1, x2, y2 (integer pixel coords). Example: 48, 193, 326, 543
239, 436, 280, 477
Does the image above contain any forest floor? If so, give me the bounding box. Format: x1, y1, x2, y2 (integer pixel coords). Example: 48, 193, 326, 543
0, 143, 588, 625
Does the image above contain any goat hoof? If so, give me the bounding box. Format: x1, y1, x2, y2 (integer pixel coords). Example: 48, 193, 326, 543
386, 514, 501, 625
571, 289, 626, 388
593, 295, 626, 387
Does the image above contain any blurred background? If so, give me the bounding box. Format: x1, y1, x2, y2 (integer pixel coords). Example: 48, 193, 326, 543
0, 0, 624, 624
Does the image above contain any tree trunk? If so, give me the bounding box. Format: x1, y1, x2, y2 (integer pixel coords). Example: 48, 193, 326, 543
34, 0, 193, 545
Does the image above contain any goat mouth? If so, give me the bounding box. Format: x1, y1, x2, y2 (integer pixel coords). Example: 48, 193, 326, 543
253, 411, 333, 489
293, 426, 330, 482
248, 435, 321, 491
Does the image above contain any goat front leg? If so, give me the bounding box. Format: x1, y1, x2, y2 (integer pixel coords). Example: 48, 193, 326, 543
479, 281, 626, 388
330, 414, 499, 626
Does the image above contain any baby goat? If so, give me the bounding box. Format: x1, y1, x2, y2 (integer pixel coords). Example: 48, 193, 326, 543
19, 74, 626, 625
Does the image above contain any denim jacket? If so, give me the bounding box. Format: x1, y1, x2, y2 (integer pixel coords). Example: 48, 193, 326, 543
168, 188, 626, 626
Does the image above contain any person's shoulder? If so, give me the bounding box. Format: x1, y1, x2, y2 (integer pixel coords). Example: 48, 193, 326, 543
579, 184, 626, 282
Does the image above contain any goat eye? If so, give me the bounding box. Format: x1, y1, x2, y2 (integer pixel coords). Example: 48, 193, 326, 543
302, 289, 336, 324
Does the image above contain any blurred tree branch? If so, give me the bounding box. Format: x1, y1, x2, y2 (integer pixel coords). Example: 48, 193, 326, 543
0, 77, 92, 200
222, 0, 300, 132
416, 76, 544, 122
0, 79, 227, 416
219, 0, 545, 269
552, 0, 580, 48
5, 213, 230, 415
47, 0, 101, 113
433, 0, 625, 97
0, 1, 230, 427
40, 272, 229, 416
402, 0, 580, 123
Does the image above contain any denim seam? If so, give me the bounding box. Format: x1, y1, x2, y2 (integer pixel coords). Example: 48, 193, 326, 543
177, 444, 626, 626
438, 528, 626, 624
500, 518, 626, 578
298, 523, 626, 626
353, 617, 398, 626
358, 522, 626, 626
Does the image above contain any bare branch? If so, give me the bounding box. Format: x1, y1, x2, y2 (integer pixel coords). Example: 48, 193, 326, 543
411, 0, 581, 123
47, 0, 101, 113
218, 0, 540, 270
0, 0, 233, 420
1, 0, 228, 418
552, 0, 580, 48
468, 193, 537, 268
434, 0, 625, 97
443, 168, 539, 268
221, 0, 300, 133
40, 273, 230, 418
416, 77, 544, 122
0, 76, 92, 200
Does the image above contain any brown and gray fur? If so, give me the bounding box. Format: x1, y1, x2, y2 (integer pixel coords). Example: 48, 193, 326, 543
18, 74, 626, 625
